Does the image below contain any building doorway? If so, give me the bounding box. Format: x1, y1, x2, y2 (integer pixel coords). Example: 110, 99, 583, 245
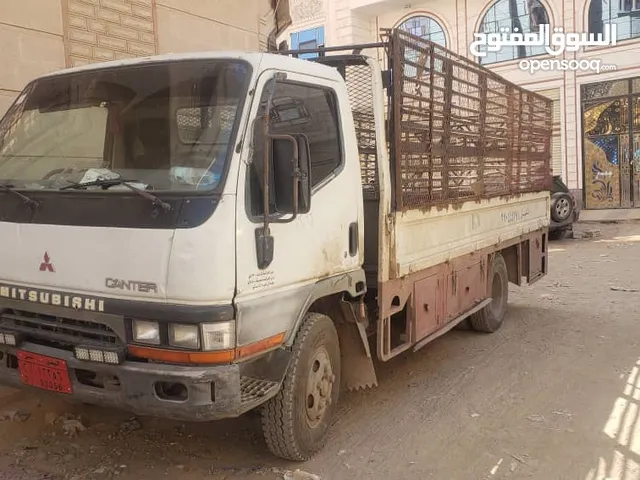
582, 78, 640, 209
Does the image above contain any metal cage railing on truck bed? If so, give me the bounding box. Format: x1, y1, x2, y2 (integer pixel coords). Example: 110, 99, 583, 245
277, 28, 553, 212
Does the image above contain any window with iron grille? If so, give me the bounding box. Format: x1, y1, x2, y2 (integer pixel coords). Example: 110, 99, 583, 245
398, 16, 448, 77
477, 0, 550, 65
398, 16, 447, 46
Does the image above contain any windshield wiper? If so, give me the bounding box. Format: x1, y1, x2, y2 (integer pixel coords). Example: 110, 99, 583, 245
60, 178, 172, 211
0, 183, 40, 208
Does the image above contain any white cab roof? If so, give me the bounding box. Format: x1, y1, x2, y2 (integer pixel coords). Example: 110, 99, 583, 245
38, 51, 344, 84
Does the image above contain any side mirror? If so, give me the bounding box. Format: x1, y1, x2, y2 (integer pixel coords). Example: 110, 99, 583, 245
269, 133, 311, 218
253, 134, 311, 270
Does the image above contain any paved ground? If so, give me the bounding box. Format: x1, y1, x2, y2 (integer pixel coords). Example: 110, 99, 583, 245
1, 222, 640, 480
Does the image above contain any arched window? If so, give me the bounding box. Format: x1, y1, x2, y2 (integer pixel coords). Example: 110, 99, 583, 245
477, 0, 550, 64
398, 15, 447, 47
588, 0, 640, 42
397, 15, 447, 77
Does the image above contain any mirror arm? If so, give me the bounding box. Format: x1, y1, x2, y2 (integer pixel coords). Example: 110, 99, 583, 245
262, 112, 271, 235
255, 72, 289, 270
260, 74, 284, 232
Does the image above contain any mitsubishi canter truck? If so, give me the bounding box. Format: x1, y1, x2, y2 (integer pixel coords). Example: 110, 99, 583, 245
0, 29, 552, 460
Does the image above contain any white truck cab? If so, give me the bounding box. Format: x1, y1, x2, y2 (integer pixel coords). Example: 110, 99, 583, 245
0, 29, 552, 461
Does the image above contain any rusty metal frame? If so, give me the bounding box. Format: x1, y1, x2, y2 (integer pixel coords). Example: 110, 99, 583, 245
278, 28, 552, 212
386, 28, 553, 211
376, 228, 547, 361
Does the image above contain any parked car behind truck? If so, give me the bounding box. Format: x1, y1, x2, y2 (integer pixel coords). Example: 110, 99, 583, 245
0, 29, 552, 460
549, 174, 579, 239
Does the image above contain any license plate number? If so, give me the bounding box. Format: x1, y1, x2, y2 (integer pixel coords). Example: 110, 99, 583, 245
17, 351, 72, 394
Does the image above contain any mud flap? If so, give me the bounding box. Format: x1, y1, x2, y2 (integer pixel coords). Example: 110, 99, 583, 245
335, 322, 378, 391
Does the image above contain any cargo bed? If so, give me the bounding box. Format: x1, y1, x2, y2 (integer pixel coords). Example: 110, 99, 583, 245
280, 29, 552, 361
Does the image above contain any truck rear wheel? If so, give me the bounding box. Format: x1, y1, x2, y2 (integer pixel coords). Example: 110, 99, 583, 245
261, 312, 341, 461
469, 253, 508, 333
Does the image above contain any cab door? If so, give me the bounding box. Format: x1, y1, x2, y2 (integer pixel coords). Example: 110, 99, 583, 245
233, 69, 363, 348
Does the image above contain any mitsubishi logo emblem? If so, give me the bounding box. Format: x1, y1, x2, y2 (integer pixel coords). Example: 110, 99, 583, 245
39, 252, 55, 272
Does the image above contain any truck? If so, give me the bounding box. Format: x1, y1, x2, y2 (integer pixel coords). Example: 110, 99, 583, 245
0, 28, 552, 461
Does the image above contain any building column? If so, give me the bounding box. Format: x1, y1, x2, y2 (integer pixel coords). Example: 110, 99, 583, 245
458, 0, 469, 58
333, 1, 375, 46
563, 70, 581, 194
562, 0, 581, 196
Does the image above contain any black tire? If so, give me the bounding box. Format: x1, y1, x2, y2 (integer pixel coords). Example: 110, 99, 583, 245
469, 253, 509, 333
551, 193, 573, 222
261, 312, 341, 461
549, 228, 569, 241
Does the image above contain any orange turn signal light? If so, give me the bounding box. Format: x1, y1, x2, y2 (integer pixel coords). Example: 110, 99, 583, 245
236, 332, 286, 360
128, 332, 286, 365
127, 346, 235, 364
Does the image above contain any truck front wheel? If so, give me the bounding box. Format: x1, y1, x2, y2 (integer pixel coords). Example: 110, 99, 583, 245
261, 312, 341, 461
469, 253, 508, 333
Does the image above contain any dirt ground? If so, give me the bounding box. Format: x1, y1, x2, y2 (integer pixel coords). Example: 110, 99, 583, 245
1, 222, 640, 480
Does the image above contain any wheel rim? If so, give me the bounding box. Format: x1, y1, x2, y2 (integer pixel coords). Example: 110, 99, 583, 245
555, 198, 570, 219
305, 347, 335, 429
490, 272, 504, 318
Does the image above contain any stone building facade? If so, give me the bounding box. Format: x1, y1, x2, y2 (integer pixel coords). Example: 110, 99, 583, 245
281, 0, 640, 215
0, 0, 275, 115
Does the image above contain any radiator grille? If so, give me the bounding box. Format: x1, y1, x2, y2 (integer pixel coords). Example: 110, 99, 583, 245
0, 309, 120, 348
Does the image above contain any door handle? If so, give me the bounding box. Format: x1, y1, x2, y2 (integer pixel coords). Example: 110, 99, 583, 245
349, 222, 358, 257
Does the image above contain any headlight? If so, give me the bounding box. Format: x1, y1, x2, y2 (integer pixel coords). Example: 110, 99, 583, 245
168, 324, 200, 349
201, 321, 235, 351
132, 320, 160, 345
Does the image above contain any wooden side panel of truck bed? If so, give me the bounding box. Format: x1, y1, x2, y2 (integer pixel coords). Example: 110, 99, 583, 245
390, 191, 549, 279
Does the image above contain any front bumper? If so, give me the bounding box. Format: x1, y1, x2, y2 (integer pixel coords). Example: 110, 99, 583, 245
0, 342, 285, 421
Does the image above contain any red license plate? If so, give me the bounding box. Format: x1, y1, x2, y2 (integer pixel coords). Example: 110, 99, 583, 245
17, 351, 72, 394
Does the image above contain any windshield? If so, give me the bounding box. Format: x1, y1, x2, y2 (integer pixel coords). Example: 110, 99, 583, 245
0, 60, 250, 192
